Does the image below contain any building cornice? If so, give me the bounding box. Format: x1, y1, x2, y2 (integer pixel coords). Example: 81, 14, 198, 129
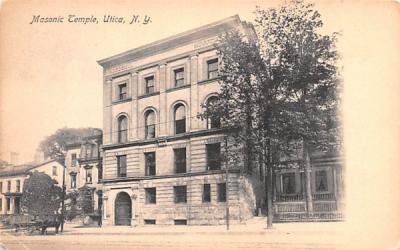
100, 169, 240, 184
97, 15, 242, 68
101, 128, 230, 151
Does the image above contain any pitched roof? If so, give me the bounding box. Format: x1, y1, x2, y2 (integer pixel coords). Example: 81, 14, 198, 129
0, 159, 63, 178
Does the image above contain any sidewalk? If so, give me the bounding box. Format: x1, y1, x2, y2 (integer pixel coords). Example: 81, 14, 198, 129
58, 218, 345, 236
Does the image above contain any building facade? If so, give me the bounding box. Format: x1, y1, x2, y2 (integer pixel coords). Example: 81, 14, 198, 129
273, 152, 344, 222
97, 16, 257, 226
0, 160, 65, 217
65, 132, 103, 216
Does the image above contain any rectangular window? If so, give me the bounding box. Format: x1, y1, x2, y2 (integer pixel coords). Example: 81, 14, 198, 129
0, 182, 2, 193
145, 188, 156, 204
202, 184, 211, 203
71, 174, 77, 188
7, 181, 11, 192
175, 119, 185, 134
145, 76, 155, 94
71, 153, 77, 167
282, 173, 296, 194
16, 180, 20, 192
207, 58, 218, 79
174, 148, 186, 174
86, 168, 92, 183
174, 219, 187, 225
145, 152, 156, 176
144, 219, 156, 225
6, 198, 10, 211
316, 170, 328, 192
118, 83, 127, 100
206, 143, 221, 170
174, 68, 184, 87
0, 198, 2, 211
52, 166, 57, 176
217, 183, 227, 202
174, 186, 187, 203
86, 145, 92, 158
117, 155, 127, 177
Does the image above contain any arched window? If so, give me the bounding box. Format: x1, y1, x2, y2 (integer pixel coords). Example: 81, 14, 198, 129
118, 116, 128, 143
206, 96, 221, 129
145, 110, 156, 139
174, 104, 186, 134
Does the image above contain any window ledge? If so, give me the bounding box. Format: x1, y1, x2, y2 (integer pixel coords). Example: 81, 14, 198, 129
138, 91, 160, 99
198, 77, 221, 85
166, 84, 190, 93
112, 98, 132, 105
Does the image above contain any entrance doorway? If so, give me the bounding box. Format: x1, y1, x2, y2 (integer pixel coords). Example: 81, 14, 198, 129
114, 192, 132, 226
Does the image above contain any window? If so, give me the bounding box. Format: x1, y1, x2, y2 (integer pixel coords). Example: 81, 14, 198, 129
217, 183, 227, 202
174, 186, 187, 203
118, 116, 128, 143
52, 166, 57, 176
7, 181, 11, 192
202, 184, 211, 203
144, 219, 156, 225
0, 198, 2, 211
207, 58, 218, 79
145, 76, 155, 94
206, 143, 221, 170
118, 83, 127, 100
86, 145, 92, 158
98, 164, 103, 181
16, 180, 20, 192
206, 97, 221, 129
0, 182, 2, 193
71, 153, 77, 167
174, 68, 184, 87
174, 104, 186, 134
145, 152, 156, 176
282, 173, 296, 194
174, 148, 186, 174
86, 168, 92, 183
174, 219, 187, 225
316, 170, 328, 192
145, 188, 156, 204
71, 174, 77, 188
145, 110, 156, 139
117, 155, 127, 177
6, 198, 10, 211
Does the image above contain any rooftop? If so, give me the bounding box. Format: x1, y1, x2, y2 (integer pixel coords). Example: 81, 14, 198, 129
0, 159, 61, 178
97, 15, 248, 68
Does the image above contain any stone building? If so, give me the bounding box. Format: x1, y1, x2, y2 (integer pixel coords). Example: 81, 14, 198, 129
0, 160, 65, 217
97, 15, 257, 226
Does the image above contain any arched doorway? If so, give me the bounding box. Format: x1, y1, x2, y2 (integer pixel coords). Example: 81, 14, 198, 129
114, 192, 132, 226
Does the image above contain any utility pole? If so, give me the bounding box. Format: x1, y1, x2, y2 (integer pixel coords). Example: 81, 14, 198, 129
60, 164, 66, 232
224, 136, 229, 231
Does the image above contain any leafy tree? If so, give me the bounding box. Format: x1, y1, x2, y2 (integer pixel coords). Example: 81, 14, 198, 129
203, 0, 341, 228
21, 171, 63, 218
38, 127, 101, 164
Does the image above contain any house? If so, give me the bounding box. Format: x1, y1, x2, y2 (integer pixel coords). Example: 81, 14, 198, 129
273, 151, 344, 222
0, 160, 65, 217
64, 131, 103, 217
97, 15, 258, 226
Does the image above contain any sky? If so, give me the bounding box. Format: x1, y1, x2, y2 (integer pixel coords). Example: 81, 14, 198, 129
0, 0, 399, 247
0, 0, 344, 164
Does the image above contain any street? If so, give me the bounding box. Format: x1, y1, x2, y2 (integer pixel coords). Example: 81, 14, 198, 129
0, 222, 344, 250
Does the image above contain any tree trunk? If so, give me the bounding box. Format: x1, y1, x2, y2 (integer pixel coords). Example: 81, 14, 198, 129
266, 139, 274, 229
303, 141, 313, 217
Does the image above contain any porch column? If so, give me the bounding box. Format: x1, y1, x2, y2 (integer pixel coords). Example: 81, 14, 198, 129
130, 193, 137, 227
